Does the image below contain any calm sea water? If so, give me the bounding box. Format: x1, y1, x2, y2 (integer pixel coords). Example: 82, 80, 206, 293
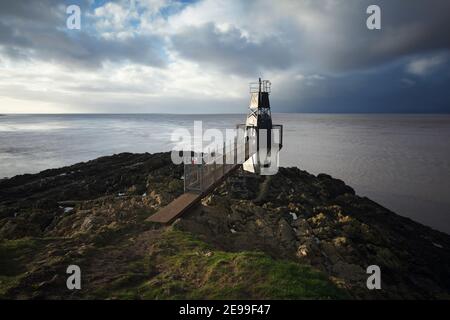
1, 113, 450, 234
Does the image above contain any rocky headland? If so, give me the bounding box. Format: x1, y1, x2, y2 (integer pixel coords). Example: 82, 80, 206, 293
0, 152, 449, 299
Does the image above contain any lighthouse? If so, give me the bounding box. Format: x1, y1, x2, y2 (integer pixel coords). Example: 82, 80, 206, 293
239, 78, 283, 175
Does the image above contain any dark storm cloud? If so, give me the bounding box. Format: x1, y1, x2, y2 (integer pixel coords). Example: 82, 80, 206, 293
0, 0, 166, 68
170, 0, 450, 75
171, 23, 294, 76
321, 0, 450, 72
1, 0, 450, 113
2, 0, 449, 73
274, 61, 450, 113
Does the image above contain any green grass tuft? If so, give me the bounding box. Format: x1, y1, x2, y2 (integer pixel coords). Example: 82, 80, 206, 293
0, 238, 45, 297
105, 229, 348, 300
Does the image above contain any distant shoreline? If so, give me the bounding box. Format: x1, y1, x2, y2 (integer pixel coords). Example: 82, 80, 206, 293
1, 112, 450, 116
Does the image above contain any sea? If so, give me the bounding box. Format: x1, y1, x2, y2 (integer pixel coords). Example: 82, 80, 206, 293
1, 113, 449, 234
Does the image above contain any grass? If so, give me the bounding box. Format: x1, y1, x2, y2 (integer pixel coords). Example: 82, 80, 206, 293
0, 238, 44, 297
1, 229, 348, 300
102, 229, 348, 300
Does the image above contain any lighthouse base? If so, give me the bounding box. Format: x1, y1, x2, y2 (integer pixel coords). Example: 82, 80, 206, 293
243, 149, 280, 176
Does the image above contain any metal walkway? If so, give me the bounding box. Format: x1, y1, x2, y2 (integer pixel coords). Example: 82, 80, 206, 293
147, 140, 244, 224
145, 192, 201, 224
147, 78, 283, 224
146, 163, 240, 224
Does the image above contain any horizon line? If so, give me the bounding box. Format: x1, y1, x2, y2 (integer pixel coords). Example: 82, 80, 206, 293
2, 112, 450, 115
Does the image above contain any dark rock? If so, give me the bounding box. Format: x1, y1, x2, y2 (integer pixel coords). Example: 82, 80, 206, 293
178, 166, 450, 299
1, 153, 450, 300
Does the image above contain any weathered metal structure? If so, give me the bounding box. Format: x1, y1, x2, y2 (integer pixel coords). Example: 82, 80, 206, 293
148, 78, 283, 224
183, 78, 283, 193
183, 144, 242, 193
238, 78, 283, 175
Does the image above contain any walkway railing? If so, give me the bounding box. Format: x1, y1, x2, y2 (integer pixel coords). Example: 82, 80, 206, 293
184, 138, 246, 193
183, 125, 282, 193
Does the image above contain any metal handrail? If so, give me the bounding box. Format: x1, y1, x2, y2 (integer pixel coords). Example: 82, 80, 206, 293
249, 80, 271, 93
184, 138, 246, 193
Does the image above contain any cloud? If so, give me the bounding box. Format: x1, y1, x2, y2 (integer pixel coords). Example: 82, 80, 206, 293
170, 23, 294, 76
0, 0, 166, 69
406, 54, 448, 76
164, 0, 450, 76
283, 0, 450, 72
0, 0, 450, 113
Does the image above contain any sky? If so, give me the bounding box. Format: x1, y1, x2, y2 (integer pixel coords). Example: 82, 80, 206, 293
0, 0, 449, 113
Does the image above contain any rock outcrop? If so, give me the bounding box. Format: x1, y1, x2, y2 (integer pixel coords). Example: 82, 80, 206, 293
0, 152, 449, 299
177, 168, 450, 299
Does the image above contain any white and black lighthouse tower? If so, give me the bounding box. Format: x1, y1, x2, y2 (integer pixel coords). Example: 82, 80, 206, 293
240, 78, 283, 175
